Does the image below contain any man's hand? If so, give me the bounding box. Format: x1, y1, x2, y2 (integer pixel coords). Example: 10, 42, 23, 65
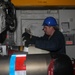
22, 32, 32, 47
22, 28, 32, 41
22, 28, 35, 47
22, 32, 31, 41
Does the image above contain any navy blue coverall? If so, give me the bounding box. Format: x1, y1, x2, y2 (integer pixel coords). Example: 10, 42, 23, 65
31, 30, 66, 54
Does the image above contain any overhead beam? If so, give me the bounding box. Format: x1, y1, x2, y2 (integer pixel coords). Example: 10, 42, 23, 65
11, 0, 75, 7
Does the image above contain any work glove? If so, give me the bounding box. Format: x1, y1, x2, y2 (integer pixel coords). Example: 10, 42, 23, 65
22, 28, 32, 41
22, 32, 31, 47
23, 34, 36, 47
22, 31, 32, 47
22, 32, 32, 41
22, 28, 36, 47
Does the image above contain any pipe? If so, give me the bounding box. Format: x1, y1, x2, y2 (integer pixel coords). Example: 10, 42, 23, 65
0, 54, 51, 75
0, 53, 74, 75
26, 54, 51, 75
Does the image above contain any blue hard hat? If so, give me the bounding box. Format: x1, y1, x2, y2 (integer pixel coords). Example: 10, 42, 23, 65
42, 17, 57, 26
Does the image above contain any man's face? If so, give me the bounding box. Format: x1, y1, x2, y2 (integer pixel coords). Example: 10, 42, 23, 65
43, 26, 54, 36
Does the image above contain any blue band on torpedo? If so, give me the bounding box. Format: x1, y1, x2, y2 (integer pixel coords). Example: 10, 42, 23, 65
9, 54, 16, 75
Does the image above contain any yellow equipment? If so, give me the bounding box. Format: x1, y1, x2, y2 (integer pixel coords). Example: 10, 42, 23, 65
11, 0, 75, 7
